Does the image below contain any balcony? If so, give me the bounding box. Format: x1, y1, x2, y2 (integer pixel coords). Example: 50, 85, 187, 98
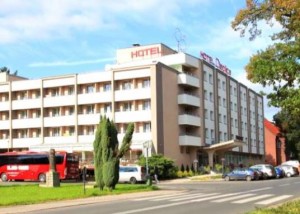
178, 94, 200, 107
0, 120, 10, 129
0, 101, 9, 111
178, 73, 200, 88
44, 136, 76, 144
78, 113, 112, 125
44, 115, 75, 127
178, 114, 201, 127
11, 137, 41, 148
12, 118, 42, 129
12, 98, 41, 110
179, 135, 201, 146
114, 88, 151, 101
115, 110, 151, 123
43, 95, 75, 107
77, 92, 112, 105
160, 52, 199, 68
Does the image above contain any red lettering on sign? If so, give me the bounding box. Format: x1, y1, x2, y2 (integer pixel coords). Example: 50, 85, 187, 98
131, 47, 161, 58
200, 51, 231, 76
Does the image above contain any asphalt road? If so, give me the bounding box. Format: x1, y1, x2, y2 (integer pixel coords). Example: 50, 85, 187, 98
2, 176, 300, 214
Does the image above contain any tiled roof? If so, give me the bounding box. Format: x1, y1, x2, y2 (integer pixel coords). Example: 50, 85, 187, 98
264, 119, 280, 135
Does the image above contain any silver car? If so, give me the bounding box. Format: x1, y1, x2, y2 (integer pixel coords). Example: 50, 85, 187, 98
250, 164, 277, 179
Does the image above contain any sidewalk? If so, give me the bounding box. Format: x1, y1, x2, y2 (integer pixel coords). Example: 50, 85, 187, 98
0, 189, 184, 214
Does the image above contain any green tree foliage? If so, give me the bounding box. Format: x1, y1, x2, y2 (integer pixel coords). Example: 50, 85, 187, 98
232, 0, 300, 116
180, 164, 185, 172
93, 116, 134, 191
138, 154, 178, 179
0, 66, 18, 75
274, 110, 300, 160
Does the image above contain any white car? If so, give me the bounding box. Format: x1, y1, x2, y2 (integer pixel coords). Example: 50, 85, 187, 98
281, 160, 300, 168
119, 165, 146, 184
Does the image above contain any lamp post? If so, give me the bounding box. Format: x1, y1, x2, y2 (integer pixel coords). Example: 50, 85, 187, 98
143, 141, 150, 176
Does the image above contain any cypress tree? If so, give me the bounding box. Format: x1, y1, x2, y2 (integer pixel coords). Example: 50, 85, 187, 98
93, 116, 134, 191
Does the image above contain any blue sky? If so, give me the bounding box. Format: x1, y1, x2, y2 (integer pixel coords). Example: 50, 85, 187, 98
0, 0, 280, 120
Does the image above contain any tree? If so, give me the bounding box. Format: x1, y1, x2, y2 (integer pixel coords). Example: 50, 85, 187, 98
138, 154, 178, 179
0, 67, 18, 75
232, 0, 300, 116
273, 110, 300, 160
93, 116, 134, 191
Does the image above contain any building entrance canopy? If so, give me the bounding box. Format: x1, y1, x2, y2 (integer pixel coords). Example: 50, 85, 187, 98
202, 139, 244, 168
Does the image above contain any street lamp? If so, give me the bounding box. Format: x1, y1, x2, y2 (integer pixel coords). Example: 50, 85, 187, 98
143, 140, 151, 176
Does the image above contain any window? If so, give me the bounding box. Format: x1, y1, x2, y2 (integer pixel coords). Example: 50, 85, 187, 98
204, 71, 207, 82
123, 82, 131, 90
143, 79, 150, 88
234, 87, 237, 96
69, 107, 74, 115
240, 106, 243, 115
21, 111, 27, 119
104, 104, 111, 113
209, 74, 213, 84
235, 119, 238, 128
223, 115, 227, 124
143, 100, 151, 110
219, 131, 223, 141
234, 103, 237, 112
52, 88, 59, 97
230, 86, 233, 95
53, 108, 60, 117
52, 128, 60, 137
231, 118, 233, 127
87, 85, 94, 93
104, 83, 111, 91
87, 105, 94, 114
210, 111, 214, 121
218, 96, 221, 106
209, 92, 213, 102
87, 126, 94, 135
223, 98, 226, 107
204, 90, 208, 100
124, 102, 131, 111
230, 102, 233, 111
218, 79, 221, 89
204, 109, 208, 119
222, 81, 226, 90
143, 123, 151, 132
205, 128, 209, 138
68, 87, 74, 95
224, 132, 227, 141
210, 129, 214, 139
218, 114, 222, 122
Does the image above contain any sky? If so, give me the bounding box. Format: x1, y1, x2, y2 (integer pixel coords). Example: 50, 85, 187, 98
0, 0, 281, 121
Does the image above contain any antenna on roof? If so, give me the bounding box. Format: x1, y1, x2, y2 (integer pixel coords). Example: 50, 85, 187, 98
174, 27, 187, 53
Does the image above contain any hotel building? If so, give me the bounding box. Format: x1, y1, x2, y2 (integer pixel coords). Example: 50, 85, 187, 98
0, 43, 265, 168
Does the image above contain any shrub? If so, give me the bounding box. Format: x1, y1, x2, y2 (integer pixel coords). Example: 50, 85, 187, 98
177, 170, 183, 178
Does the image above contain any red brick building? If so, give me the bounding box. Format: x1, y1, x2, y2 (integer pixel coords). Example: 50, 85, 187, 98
264, 119, 286, 166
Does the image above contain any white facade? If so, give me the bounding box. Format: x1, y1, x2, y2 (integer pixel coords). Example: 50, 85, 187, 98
0, 43, 265, 166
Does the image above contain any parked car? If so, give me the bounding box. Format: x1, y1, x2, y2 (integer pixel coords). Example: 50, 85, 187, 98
277, 165, 299, 177
249, 164, 277, 179
281, 160, 300, 169
119, 165, 146, 184
281, 160, 300, 172
222, 168, 259, 181
274, 166, 285, 178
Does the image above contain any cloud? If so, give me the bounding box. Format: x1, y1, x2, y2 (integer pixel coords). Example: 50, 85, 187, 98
29, 57, 115, 67
0, 0, 209, 44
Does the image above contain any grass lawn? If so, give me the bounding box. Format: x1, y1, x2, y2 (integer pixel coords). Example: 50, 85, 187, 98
246, 199, 300, 214
0, 183, 157, 207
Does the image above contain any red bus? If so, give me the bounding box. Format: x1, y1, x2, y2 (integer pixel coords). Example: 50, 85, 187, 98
0, 151, 80, 182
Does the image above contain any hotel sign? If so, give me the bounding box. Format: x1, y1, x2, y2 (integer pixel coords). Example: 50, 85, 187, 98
200, 51, 231, 76
131, 47, 161, 59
